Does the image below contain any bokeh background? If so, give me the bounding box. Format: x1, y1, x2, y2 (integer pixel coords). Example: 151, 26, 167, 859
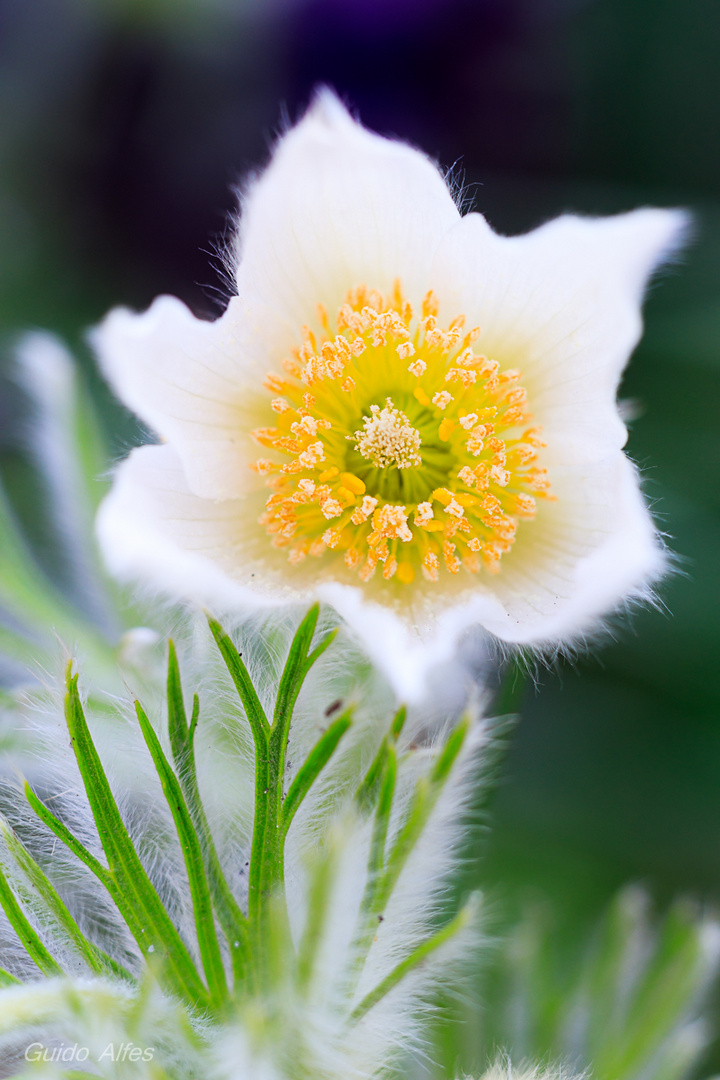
0, 0, 719, 1074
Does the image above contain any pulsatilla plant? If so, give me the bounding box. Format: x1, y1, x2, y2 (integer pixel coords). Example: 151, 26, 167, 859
0, 605, 482, 1079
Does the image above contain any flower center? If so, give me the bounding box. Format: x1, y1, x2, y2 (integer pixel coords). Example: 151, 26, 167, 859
352, 398, 422, 470
252, 281, 552, 585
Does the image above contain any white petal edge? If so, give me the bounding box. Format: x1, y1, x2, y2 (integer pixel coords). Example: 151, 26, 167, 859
234, 89, 462, 331
431, 207, 689, 465
91, 294, 275, 500
96, 444, 294, 609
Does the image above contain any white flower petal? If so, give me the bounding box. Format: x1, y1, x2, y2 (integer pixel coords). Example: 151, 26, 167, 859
93, 101, 684, 695
96, 444, 282, 608
431, 207, 688, 464
325, 455, 665, 689
430, 453, 666, 648
96, 446, 432, 698
96, 445, 425, 697
91, 294, 271, 499
99, 444, 663, 701
235, 90, 461, 329
92, 93, 462, 502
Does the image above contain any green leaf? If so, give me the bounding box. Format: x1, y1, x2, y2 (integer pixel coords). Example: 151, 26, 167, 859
365, 747, 397, 908
135, 701, 229, 1007
0, 819, 133, 982
593, 901, 706, 1080
349, 897, 476, 1024
167, 639, 190, 768
390, 705, 407, 741
347, 747, 398, 983
263, 609, 337, 903
25, 782, 113, 888
296, 841, 338, 991
189, 692, 200, 744
207, 617, 269, 743
273, 603, 321, 732
209, 617, 274, 945
376, 715, 469, 912
431, 715, 469, 784
164, 647, 250, 989
0, 862, 62, 976
280, 709, 353, 838
64, 671, 209, 1009
356, 706, 406, 815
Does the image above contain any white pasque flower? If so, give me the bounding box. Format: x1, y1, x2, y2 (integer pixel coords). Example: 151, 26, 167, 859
94, 91, 686, 700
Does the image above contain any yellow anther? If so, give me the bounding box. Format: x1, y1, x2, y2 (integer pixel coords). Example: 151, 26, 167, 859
321, 499, 343, 519
396, 561, 415, 584
339, 472, 366, 495
251, 459, 276, 475
322, 527, 342, 548
432, 488, 453, 505
413, 386, 431, 406
422, 551, 440, 581
383, 556, 398, 580
422, 520, 444, 532
438, 418, 455, 442
421, 290, 439, 318
318, 466, 339, 482
345, 547, 361, 569
455, 493, 477, 507
337, 485, 356, 506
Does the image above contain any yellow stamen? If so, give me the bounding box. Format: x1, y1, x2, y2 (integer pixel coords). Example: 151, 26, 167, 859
339, 472, 366, 495
438, 418, 455, 442
256, 281, 550, 586
396, 560, 415, 584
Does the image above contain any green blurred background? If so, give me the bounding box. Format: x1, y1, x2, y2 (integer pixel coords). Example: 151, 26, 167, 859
0, 0, 719, 1073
